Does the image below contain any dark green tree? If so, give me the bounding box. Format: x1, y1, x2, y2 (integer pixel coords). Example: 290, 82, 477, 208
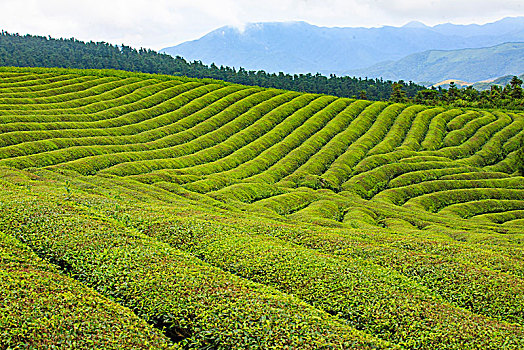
489, 85, 502, 100
509, 76, 523, 99
462, 86, 479, 101
446, 82, 459, 102
415, 89, 439, 104
390, 82, 408, 103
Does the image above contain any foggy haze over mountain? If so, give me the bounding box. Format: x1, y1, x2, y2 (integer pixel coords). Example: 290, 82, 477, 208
161, 17, 524, 83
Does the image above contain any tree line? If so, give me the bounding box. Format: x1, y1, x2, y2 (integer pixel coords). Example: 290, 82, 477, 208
0, 31, 522, 111
392, 77, 524, 110
0, 31, 423, 100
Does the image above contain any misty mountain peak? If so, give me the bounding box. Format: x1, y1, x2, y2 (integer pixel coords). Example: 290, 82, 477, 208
403, 21, 428, 28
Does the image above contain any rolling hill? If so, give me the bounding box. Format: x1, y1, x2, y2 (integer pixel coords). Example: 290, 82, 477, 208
161, 17, 524, 78
429, 74, 524, 90
350, 42, 524, 83
471, 73, 524, 90
0, 30, 423, 100
1, 67, 523, 349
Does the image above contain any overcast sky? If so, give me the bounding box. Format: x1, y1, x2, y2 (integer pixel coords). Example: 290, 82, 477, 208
1, 0, 523, 50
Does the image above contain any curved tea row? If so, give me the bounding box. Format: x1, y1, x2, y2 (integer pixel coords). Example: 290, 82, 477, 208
1, 67, 523, 349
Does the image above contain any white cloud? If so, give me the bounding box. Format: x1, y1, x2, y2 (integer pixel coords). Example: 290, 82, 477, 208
0, 0, 523, 49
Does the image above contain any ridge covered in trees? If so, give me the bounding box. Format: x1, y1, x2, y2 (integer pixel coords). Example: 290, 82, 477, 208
412, 77, 524, 110
0, 30, 423, 100
1, 31, 522, 110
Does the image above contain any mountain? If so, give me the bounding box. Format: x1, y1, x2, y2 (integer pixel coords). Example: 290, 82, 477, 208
472, 73, 524, 90
161, 17, 524, 76
431, 74, 524, 90
349, 42, 524, 83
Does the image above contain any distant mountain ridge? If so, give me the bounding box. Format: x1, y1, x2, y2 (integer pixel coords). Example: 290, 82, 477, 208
161, 17, 524, 82
432, 73, 524, 90
348, 42, 524, 83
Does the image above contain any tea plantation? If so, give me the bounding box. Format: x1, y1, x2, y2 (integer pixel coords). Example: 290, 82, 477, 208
0, 67, 523, 349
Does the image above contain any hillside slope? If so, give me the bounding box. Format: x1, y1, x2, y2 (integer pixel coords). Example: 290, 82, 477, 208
350, 42, 524, 83
471, 73, 524, 90
1, 67, 523, 349
0, 31, 423, 100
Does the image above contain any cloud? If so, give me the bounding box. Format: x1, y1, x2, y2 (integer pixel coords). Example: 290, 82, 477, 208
0, 0, 523, 49
370, 0, 524, 24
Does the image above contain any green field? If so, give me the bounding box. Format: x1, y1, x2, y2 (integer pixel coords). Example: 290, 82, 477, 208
1, 66, 523, 349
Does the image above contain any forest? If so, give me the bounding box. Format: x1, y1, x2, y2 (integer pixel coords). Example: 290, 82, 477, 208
408, 78, 524, 110
0, 31, 423, 100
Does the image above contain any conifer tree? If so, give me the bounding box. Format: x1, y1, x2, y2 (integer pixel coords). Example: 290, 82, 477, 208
509, 76, 523, 99
390, 82, 408, 103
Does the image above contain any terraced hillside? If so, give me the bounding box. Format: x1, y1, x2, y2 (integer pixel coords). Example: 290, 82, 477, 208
1, 66, 523, 349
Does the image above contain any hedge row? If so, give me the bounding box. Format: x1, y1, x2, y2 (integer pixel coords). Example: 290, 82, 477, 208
251, 188, 321, 215
0, 65, 225, 86
351, 149, 417, 176
388, 167, 484, 188
142, 217, 524, 349
0, 72, 62, 86
0, 87, 232, 169
442, 111, 496, 147
420, 109, 464, 150
0, 80, 177, 125
0, 76, 124, 104
284, 100, 371, 178
208, 182, 289, 203
459, 113, 524, 167
54, 91, 297, 176
0, 187, 390, 349
288, 199, 344, 224
346, 107, 445, 181
0, 86, 268, 170
245, 98, 356, 184
0, 230, 173, 349
404, 188, 524, 212
480, 210, 524, 224
91, 92, 309, 177
367, 105, 426, 155
502, 218, 524, 228
424, 112, 512, 160
439, 199, 524, 219
0, 77, 151, 111
446, 110, 482, 131
440, 171, 511, 180
320, 102, 395, 188
189, 96, 356, 188
374, 177, 524, 205
342, 161, 461, 198
237, 218, 524, 324
128, 169, 204, 185
0, 82, 187, 135
0, 85, 251, 160
0, 73, 84, 90
180, 95, 338, 192
0, 75, 101, 97
343, 111, 517, 197
0, 81, 199, 132
398, 108, 445, 151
